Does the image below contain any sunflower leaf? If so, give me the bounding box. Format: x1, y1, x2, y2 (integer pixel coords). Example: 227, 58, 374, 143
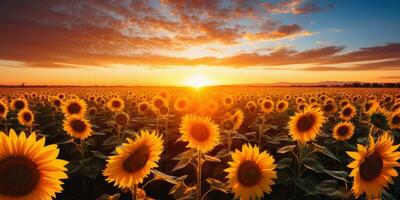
277, 145, 296, 154
206, 178, 229, 193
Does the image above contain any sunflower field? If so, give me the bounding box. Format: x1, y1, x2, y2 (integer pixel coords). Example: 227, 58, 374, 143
0, 86, 400, 200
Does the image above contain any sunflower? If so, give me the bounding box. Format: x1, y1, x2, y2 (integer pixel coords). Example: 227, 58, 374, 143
103, 130, 163, 189
260, 99, 274, 113
158, 105, 169, 117
296, 103, 307, 112
322, 102, 337, 115
276, 100, 289, 113
333, 121, 355, 141
369, 107, 390, 130
289, 106, 325, 143
363, 100, 379, 115
174, 97, 189, 112
53, 98, 62, 109
296, 97, 306, 104
347, 132, 400, 199
138, 102, 150, 115
63, 115, 93, 140
225, 144, 277, 200
0, 99, 8, 119
245, 101, 257, 114
179, 115, 220, 153
223, 96, 234, 107
107, 97, 125, 112
17, 108, 34, 127
10, 98, 28, 111
115, 112, 129, 126
339, 100, 350, 108
340, 104, 356, 121
0, 129, 68, 199
62, 98, 87, 117
151, 95, 166, 109
389, 110, 400, 129
232, 109, 244, 130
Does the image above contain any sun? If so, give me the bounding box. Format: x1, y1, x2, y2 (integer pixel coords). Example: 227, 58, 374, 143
184, 75, 213, 88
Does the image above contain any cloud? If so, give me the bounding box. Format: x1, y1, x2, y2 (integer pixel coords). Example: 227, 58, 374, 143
379, 76, 400, 80
262, 0, 333, 14
0, 0, 318, 68
303, 58, 400, 71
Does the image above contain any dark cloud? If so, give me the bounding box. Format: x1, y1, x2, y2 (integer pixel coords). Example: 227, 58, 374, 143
303, 58, 400, 71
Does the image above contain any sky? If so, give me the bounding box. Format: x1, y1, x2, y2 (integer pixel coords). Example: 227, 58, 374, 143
0, 0, 400, 86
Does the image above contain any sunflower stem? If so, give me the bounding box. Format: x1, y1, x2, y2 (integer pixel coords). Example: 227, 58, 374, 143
164, 115, 169, 155
227, 130, 232, 152
131, 184, 138, 200
197, 151, 202, 200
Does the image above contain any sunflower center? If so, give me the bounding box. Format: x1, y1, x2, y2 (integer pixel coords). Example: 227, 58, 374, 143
225, 98, 232, 104
15, 100, 25, 110
112, 100, 121, 108
365, 103, 371, 111
0, 104, 5, 114
71, 119, 86, 133
140, 104, 148, 111
67, 102, 81, 114
392, 115, 400, 125
116, 114, 128, 125
223, 120, 234, 130
23, 112, 32, 122
359, 151, 383, 181
159, 106, 169, 115
154, 99, 163, 108
337, 125, 349, 136
0, 157, 40, 197
263, 102, 271, 109
190, 123, 210, 142
323, 104, 334, 112
237, 161, 262, 187
299, 105, 305, 111
123, 145, 150, 173
278, 103, 285, 109
296, 114, 316, 132
342, 107, 352, 116
54, 100, 61, 107
178, 101, 186, 108
341, 101, 348, 107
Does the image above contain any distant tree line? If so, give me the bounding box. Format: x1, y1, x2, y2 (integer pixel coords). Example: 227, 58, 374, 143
290, 82, 400, 88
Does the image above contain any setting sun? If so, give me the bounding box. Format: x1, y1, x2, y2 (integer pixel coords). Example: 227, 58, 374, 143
184, 75, 214, 88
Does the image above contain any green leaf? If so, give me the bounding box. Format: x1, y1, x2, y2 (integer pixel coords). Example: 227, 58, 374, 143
206, 178, 229, 193
311, 142, 341, 162
231, 133, 248, 141
291, 177, 315, 194
315, 179, 337, 193
151, 169, 179, 184
91, 150, 108, 160
323, 170, 349, 183
204, 155, 221, 163
382, 190, 397, 200
303, 157, 325, 173
277, 145, 296, 154
102, 135, 120, 147
172, 156, 192, 172
277, 157, 293, 169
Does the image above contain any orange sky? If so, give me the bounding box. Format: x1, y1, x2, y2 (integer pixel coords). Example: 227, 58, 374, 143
0, 0, 400, 86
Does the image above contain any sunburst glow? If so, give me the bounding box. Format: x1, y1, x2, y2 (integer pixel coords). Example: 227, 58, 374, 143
184, 75, 214, 88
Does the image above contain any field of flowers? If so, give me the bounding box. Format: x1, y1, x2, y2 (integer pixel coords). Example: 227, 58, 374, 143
0, 86, 399, 200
